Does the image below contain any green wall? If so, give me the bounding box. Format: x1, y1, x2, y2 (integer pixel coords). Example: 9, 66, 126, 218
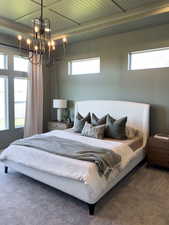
50, 23, 169, 134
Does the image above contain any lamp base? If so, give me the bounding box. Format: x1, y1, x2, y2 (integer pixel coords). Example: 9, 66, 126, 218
57, 109, 62, 122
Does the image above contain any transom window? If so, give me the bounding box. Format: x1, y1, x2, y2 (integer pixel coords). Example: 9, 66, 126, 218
68, 57, 100, 75
128, 47, 169, 70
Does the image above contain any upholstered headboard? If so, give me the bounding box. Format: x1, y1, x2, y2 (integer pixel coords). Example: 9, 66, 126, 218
74, 100, 150, 145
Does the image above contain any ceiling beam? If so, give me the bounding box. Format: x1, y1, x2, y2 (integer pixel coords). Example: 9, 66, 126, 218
111, 0, 127, 13
52, 0, 169, 40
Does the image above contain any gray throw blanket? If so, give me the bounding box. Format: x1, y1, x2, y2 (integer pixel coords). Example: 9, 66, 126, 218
12, 135, 121, 178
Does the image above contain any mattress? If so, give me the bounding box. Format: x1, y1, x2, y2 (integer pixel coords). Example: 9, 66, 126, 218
0, 129, 145, 203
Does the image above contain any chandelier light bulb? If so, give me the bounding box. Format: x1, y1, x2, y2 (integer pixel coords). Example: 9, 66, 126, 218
52, 45, 56, 50
51, 40, 55, 46
48, 41, 51, 47
17, 35, 22, 41
34, 45, 38, 51
62, 37, 67, 43
34, 26, 39, 33
26, 39, 31, 45
45, 27, 50, 32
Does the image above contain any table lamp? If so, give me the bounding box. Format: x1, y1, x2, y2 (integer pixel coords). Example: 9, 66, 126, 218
53, 99, 67, 122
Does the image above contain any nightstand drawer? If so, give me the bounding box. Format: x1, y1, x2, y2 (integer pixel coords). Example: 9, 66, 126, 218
148, 138, 169, 150
148, 150, 169, 168
148, 147, 169, 155
146, 136, 169, 169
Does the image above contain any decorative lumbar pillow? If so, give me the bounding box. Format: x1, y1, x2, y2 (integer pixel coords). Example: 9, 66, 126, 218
91, 113, 107, 126
125, 126, 138, 139
105, 115, 127, 139
74, 112, 91, 133
81, 122, 106, 139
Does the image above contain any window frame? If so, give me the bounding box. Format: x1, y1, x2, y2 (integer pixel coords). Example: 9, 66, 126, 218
0, 50, 28, 133
128, 47, 169, 71
0, 75, 9, 131
68, 57, 101, 75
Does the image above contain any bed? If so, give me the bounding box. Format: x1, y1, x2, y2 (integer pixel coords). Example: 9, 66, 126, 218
0, 100, 150, 215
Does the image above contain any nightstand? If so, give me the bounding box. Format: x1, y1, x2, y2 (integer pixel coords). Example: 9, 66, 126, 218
48, 121, 73, 131
146, 136, 169, 168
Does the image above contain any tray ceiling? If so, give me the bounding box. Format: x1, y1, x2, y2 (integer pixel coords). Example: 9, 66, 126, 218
0, 0, 169, 42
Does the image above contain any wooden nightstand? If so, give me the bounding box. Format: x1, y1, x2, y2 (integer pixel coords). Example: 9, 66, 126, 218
146, 136, 169, 168
48, 121, 73, 131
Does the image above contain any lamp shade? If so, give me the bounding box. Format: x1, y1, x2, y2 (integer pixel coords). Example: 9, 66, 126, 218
53, 99, 67, 109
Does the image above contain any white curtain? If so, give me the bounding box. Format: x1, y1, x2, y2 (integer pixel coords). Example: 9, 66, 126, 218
24, 54, 43, 137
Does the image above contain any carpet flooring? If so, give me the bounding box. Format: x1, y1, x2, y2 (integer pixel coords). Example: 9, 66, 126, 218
0, 162, 169, 225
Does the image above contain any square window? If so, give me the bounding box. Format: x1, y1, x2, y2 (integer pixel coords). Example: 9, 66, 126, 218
14, 56, 28, 72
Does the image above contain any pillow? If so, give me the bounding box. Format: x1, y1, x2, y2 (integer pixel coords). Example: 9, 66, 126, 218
81, 122, 106, 139
74, 112, 91, 133
105, 115, 127, 139
125, 126, 138, 139
91, 113, 107, 126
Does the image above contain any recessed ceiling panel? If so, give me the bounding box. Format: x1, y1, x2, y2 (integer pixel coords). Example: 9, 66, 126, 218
116, 0, 160, 11
50, 0, 121, 25
17, 9, 75, 33
0, 0, 39, 20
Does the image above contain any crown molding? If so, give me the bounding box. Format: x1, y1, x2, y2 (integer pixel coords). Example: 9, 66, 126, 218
0, 16, 31, 34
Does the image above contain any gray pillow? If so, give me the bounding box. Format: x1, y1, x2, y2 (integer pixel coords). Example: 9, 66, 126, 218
91, 113, 107, 126
74, 112, 91, 133
105, 115, 127, 139
81, 122, 106, 139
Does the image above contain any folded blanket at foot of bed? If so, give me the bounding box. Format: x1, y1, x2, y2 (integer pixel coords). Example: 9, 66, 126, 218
11, 135, 121, 178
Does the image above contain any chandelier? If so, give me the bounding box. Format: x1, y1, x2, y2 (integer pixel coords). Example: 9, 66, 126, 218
17, 0, 67, 64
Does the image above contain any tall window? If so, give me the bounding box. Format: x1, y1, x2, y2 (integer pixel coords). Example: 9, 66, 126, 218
14, 78, 27, 128
68, 57, 100, 75
14, 56, 28, 72
129, 47, 169, 70
0, 77, 8, 130
0, 54, 8, 70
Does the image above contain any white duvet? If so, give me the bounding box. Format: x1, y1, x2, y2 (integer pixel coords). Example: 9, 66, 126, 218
0, 129, 144, 193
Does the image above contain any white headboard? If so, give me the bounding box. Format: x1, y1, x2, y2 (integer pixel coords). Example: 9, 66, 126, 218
74, 100, 150, 145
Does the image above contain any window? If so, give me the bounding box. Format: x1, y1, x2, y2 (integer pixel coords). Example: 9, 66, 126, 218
0, 53, 8, 70
14, 56, 28, 72
129, 47, 169, 70
0, 77, 8, 130
68, 57, 100, 75
14, 78, 27, 128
